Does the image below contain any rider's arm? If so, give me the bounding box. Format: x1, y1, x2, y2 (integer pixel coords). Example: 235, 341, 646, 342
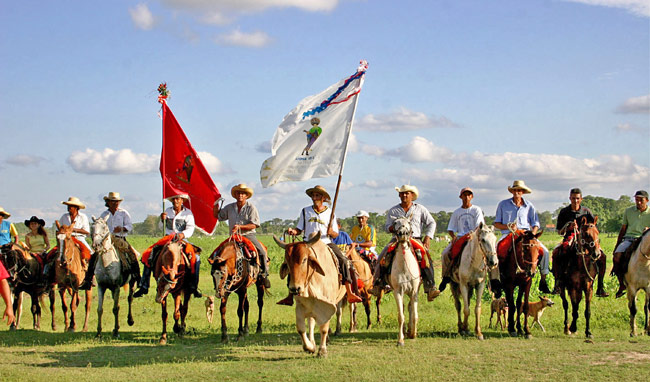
493, 222, 509, 231
1, 278, 15, 326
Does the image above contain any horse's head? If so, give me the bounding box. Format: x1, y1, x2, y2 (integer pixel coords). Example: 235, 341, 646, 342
211, 241, 239, 299
274, 233, 323, 296
476, 222, 498, 269
392, 216, 412, 243
90, 216, 111, 252
578, 216, 601, 260
515, 230, 543, 277
155, 242, 185, 303
0, 243, 21, 284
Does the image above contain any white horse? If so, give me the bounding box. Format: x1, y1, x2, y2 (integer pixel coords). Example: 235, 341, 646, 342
91, 216, 136, 338
449, 222, 498, 340
625, 229, 650, 337
389, 216, 421, 346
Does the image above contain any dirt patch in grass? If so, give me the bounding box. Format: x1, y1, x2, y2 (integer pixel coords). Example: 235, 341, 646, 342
590, 351, 650, 366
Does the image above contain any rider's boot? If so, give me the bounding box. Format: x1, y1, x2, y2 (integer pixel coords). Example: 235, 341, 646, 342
133, 266, 151, 298
190, 256, 202, 298
538, 274, 552, 294
259, 252, 271, 289
126, 250, 141, 284
490, 278, 502, 298
345, 282, 363, 304
79, 252, 98, 290
615, 273, 626, 298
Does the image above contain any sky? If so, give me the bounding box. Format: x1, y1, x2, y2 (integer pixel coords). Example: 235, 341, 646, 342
1, 0, 649, 228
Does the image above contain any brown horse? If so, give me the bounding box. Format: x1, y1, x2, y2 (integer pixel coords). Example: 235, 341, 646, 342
209, 237, 266, 342
498, 229, 543, 338
0, 243, 56, 331
154, 241, 192, 345
335, 246, 375, 334
558, 217, 601, 338
54, 222, 92, 332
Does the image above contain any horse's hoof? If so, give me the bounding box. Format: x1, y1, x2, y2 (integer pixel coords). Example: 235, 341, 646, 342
9, 325, 16, 331
525, 334, 533, 339
509, 331, 517, 337
256, 327, 262, 334
397, 341, 405, 347
159, 338, 167, 345
68, 327, 75, 333
173, 324, 181, 334
303, 345, 315, 354
477, 334, 484, 341
221, 335, 229, 343
586, 333, 594, 339
127, 317, 134, 327
630, 332, 636, 337
317, 349, 328, 358
112, 330, 119, 338
332, 330, 340, 337
95, 332, 102, 339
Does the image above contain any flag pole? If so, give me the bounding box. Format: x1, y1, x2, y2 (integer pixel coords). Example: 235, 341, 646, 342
158, 83, 169, 237
327, 62, 367, 230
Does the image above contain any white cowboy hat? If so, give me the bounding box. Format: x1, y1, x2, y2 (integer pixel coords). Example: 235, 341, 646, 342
61, 196, 86, 209
355, 210, 370, 218
395, 184, 419, 201
507, 180, 532, 194
165, 194, 189, 202
305, 185, 331, 201
0, 206, 10, 218
231, 184, 254, 199
103, 191, 124, 202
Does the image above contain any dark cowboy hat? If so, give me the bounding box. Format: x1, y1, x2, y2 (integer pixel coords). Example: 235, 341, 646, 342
24, 216, 45, 227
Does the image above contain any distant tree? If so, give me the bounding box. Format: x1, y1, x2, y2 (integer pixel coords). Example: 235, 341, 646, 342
432, 211, 452, 235
538, 211, 553, 230
132, 215, 160, 236
553, 194, 633, 233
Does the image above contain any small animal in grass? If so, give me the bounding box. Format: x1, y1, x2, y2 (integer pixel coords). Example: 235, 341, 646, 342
489, 297, 508, 330
528, 296, 555, 332
205, 296, 215, 324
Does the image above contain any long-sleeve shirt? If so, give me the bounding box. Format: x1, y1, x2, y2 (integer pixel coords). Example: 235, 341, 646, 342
162, 207, 195, 238
99, 208, 133, 238
385, 203, 436, 239
494, 198, 540, 235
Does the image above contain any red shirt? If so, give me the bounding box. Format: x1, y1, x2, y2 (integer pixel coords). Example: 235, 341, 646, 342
0, 260, 9, 280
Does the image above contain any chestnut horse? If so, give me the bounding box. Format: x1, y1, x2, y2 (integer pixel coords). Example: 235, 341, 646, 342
335, 245, 375, 334
154, 241, 193, 345
0, 243, 56, 331
498, 229, 543, 338
210, 237, 266, 342
54, 222, 92, 332
558, 217, 601, 338
625, 228, 650, 337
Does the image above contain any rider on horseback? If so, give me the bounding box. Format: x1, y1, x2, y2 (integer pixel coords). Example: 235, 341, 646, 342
350, 210, 378, 264
438, 187, 486, 293
80, 192, 141, 290
213, 184, 271, 289
374, 185, 441, 302
0, 207, 16, 326
612, 190, 650, 298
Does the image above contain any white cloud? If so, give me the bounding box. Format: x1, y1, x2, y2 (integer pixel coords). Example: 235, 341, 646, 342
561, 0, 650, 17
196, 151, 232, 175
356, 107, 462, 132
616, 94, 650, 114
614, 122, 647, 133
388, 136, 454, 162
129, 3, 156, 30
161, 0, 338, 13
214, 29, 272, 47
5, 154, 45, 167
200, 11, 231, 26
67, 148, 159, 174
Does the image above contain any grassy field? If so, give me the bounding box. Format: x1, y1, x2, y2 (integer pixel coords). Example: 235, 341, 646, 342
1, 233, 649, 381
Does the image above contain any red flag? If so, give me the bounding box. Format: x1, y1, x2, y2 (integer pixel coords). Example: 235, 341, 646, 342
161, 101, 221, 234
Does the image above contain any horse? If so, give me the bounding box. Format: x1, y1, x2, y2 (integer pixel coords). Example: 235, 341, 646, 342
498, 229, 543, 338
54, 222, 92, 332
90, 216, 136, 338
558, 217, 601, 338
274, 234, 346, 357
0, 243, 56, 331
389, 216, 422, 346
209, 236, 266, 342
334, 245, 375, 334
625, 228, 650, 337
154, 241, 193, 345
449, 222, 498, 340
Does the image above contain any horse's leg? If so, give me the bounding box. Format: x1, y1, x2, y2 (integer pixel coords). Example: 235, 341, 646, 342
522, 282, 532, 338
220, 296, 229, 343
349, 301, 357, 333
375, 290, 383, 324
561, 287, 570, 334
475, 283, 485, 340
459, 283, 471, 336
180, 292, 190, 336
628, 286, 638, 337
112, 287, 121, 338
236, 290, 248, 339
96, 286, 105, 338
160, 298, 168, 345
584, 284, 593, 338
505, 286, 516, 336
59, 288, 69, 332
317, 319, 330, 358
127, 279, 135, 327
31, 291, 42, 330
49, 289, 57, 331
82, 289, 91, 332
451, 285, 463, 334
10, 291, 21, 330
255, 283, 264, 334
69, 291, 79, 332
407, 289, 418, 339
172, 293, 183, 336
395, 290, 405, 346
569, 288, 581, 334
644, 288, 650, 336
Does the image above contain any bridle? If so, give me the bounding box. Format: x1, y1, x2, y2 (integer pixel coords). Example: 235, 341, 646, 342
475, 228, 498, 271
0, 244, 37, 285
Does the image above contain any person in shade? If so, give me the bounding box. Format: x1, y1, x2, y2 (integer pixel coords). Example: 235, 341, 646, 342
277, 185, 363, 306
611, 190, 650, 298
134, 194, 202, 298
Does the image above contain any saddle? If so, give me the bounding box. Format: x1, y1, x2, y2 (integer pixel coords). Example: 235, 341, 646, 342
208, 236, 259, 265
381, 239, 428, 270
449, 234, 471, 261
141, 234, 200, 273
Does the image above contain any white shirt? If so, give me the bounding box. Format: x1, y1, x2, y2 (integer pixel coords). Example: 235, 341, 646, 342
447, 205, 485, 236
296, 205, 338, 245
99, 208, 133, 238
59, 212, 90, 240
385, 203, 436, 239
162, 207, 195, 238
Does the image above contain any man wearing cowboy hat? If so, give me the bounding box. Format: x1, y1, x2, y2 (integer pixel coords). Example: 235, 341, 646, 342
58, 196, 92, 253
134, 194, 202, 298
0, 207, 18, 246
377, 185, 440, 301
278, 185, 363, 306
80, 192, 141, 290
492, 180, 552, 294
213, 184, 271, 288
438, 187, 486, 292
350, 210, 378, 261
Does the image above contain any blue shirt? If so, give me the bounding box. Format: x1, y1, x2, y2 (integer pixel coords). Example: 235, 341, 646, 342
0, 221, 13, 245
332, 231, 353, 246
495, 198, 540, 235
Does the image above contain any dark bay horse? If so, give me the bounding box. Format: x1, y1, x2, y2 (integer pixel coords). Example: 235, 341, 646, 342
0, 243, 56, 330
154, 241, 192, 345
559, 217, 601, 338
209, 237, 266, 342
54, 222, 92, 332
498, 229, 543, 338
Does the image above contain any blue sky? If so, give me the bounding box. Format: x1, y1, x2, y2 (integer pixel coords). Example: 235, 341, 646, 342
1, 0, 648, 227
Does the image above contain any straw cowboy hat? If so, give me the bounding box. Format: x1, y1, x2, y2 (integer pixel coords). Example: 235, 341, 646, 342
61, 196, 86, 209
395, 184, 419, 201
165, 194, 189, 202
355, 210, 370, 218
507, 180, 532, 194
103, 191, 124, 202
24, 216, 46, 227
305, 185, 331, 201
231, 184, 254, 199
0, 206, 10, 218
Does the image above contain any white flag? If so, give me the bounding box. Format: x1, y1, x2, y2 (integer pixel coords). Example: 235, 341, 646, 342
260, 62, 368, 188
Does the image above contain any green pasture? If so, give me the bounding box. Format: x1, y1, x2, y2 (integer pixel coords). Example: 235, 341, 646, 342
0, 234, 648, 381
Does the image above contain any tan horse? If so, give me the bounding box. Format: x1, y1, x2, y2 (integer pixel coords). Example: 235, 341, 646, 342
625, 229, 650, 337
335, 246, 375, 334
154, 241, 193, 345
54, 222, 92, 332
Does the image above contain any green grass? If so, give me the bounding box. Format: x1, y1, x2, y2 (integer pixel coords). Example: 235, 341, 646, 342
1, 234, 649, 381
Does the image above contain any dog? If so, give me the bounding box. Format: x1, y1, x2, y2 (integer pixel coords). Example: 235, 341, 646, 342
527, 296, 554, 332
489, 297, 508, 330
205, 296, 215, 324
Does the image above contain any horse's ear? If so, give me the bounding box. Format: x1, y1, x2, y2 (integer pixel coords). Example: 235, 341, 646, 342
92, 216, 96, 222
308, 251, 325, 276
535, 230, 543, 239
593, 216, 598, 225
478, 221, 484, 230
580, 216, 587, 226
